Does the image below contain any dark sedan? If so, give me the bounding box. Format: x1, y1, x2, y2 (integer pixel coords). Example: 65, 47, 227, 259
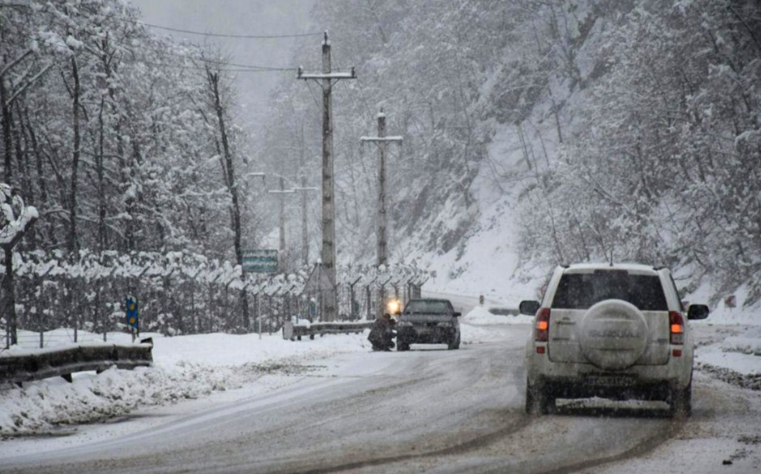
396, 299, 461, 351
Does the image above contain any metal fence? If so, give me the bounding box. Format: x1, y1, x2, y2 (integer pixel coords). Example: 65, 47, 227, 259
2, 251, 427, 350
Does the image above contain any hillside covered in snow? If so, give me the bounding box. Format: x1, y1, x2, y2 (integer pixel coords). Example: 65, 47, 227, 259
258, 0, 761, 309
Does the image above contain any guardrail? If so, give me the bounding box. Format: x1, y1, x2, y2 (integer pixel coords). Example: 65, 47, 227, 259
0, 339, 154, 386
282, 321, 373, 341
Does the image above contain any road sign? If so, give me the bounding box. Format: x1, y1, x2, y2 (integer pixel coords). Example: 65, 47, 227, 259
126, 297, 139, 329
243, 249, 279, 273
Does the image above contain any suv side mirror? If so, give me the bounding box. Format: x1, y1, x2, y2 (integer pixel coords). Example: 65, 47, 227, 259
519, 300, 541, 316
687, 304, 709, 320
452, 312, 462, 317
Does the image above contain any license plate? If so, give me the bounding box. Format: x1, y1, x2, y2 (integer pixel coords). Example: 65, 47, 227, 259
584, 375, 636, 387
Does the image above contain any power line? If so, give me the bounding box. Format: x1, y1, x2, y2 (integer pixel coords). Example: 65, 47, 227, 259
127, 41, 300, 71
138, 21, 323, 39
0, 4, 322, 39
156, 52, 295, 71
134, 60, 295, 73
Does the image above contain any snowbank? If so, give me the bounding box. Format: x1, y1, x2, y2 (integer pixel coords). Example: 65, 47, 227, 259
687, 281, 761, 326
694, 323, 761, 392
0, 182, 38, 246
0, 363, 233, 435
151, 331, 369, 368
697, 347, 760, 377
0, 331, 371, 435
0, 307, 536, 435
464, 306, 533, 326
459, 306, 532, 345
722, 336, 761, 356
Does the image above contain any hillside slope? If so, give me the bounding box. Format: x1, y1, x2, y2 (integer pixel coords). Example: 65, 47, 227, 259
261, 0, 761, 313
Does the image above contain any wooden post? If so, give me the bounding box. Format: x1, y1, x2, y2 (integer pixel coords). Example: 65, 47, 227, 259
301, 176, 309, 266
320, 34, 337, 321
279, 176, 287, 261
377, 111, 388, 267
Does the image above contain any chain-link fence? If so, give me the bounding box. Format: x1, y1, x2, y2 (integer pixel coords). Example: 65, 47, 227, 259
2, 251, 428, 350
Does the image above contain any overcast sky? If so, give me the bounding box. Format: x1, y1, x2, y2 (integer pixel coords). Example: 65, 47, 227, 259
128, 0, 317, 129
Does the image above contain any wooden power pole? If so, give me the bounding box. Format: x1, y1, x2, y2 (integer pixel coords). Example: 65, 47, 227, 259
300, 176, 309, 266
268, 175, 317, 271
268, 177, 294, 272
294, 178, 318, 267
361, 108, 403, 317
298, 32, 356, 321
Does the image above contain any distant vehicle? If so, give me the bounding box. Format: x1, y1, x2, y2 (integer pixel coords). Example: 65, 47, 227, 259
520, 263, 709, 417
397, 299, 461, 351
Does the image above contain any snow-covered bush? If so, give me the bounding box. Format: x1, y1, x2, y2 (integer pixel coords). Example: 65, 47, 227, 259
0, 184, 38, 248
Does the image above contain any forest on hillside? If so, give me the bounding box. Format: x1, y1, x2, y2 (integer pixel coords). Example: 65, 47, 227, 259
0, 0, 253, 262
0, 0, 265, 338
1, 0, 760, 312
262, 0, 761, 304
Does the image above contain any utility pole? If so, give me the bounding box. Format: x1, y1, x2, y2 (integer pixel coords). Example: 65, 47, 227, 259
268, 178, 294, 272
294, 178, 319, 267
361, 109, 403, 318
278, 177, 287, 254
268, 174, 317, 269
300, 176, 309, 265
298, 32, 356, 321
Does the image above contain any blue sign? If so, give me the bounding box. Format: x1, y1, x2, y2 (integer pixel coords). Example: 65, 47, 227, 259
126, 297, 139, 329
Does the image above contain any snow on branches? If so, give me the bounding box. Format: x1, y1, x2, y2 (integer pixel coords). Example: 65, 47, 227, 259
7, 249, 428, 296
0, 184, 38, 248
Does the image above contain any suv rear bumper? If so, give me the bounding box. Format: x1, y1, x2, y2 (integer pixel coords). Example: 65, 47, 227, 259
526, 343, 693, 392
537, 376, 673, 401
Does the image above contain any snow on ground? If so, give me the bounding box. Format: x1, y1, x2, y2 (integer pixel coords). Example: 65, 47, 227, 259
416, 190, 546, 309
585, 370, 761, 474
460, 305, 532, 346
3, 298, 758, 440
694, 325, 761, 392
0, 330, 372, 436
149, 330, 370, 368
464, 305, 533, 326
0, 361, 232, 437
0, 307, 528, 437
686, 279, 761, 326
721, 333, 761, 356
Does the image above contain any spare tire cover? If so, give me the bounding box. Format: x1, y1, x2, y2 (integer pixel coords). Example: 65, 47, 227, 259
579, 299, 648, 371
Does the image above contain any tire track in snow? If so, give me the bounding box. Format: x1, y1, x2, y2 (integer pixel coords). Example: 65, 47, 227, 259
531, 419, 684, 474
292, 412, 533, 474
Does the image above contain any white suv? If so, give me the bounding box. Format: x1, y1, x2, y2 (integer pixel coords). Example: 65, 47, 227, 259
520, 263, 709, 417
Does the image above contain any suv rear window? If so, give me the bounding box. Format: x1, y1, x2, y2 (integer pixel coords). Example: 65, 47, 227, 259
404, 300, 453, 314
552, 272, 668, 311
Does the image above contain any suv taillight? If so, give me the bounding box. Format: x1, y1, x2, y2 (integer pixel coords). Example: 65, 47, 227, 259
669, 311, 684, 345
535, 308, 551, 342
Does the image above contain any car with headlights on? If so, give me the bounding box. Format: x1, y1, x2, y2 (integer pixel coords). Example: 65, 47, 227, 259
396, 299, 461, 351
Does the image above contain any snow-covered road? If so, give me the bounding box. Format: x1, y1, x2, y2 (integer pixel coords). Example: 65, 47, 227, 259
1, 295, 759, 473
2, 327, 759, 473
